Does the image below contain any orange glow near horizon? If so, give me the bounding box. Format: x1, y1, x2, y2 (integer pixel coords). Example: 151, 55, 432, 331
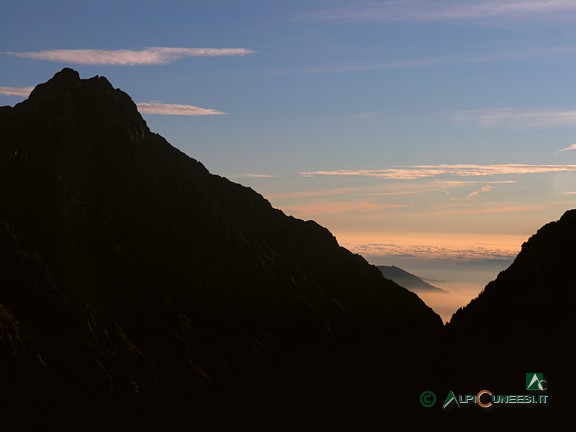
336, 231, 525, 258
335, 231, 525, 323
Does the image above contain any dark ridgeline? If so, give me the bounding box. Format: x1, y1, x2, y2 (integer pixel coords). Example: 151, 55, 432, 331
378, 265, 446, 292
445, 210, 576, 416
448, 209, 576, 343
448, 210, 576, 338
0, 69, 442, 423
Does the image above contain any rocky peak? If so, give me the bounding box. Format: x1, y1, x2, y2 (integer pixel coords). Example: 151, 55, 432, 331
45, 67, 81, 85
23, 68, 148, 140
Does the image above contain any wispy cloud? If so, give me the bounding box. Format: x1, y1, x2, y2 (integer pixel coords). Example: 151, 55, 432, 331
556, 143, 576, 153
299, 164, 576, 180
437, 180, 517, 185
452, 108, 576, 128
309, 0, 576, 22
0, 86, 35, 96
136, 102, 226, 116
469, 185, 494, 198
2, 47, 256, 66
243, 173, 273, 178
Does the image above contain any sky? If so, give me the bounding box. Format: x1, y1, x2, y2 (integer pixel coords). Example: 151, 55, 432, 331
2, 0, 576, 322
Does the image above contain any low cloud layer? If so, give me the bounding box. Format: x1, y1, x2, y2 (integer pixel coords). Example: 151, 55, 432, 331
2, 47, 256, 66
343, 241, 518, 262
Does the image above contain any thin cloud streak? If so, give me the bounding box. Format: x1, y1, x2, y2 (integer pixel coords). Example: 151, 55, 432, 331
300, 164, 576, 180
0, 86, 35, 97
263, 180, 512, 211
136, 102, 226, 116
437, 180, 516, 185
243, 173, 273, 178
556, 143, 576, 153
452, 108, 576, 128
3, 47, 256, 65
309, 0, 576, 22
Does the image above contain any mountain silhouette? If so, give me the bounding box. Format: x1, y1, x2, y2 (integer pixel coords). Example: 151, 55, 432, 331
445, 210, 576, 417
378, 265, 447, 292
0, 69, 443, 422
448, 209, 576, 344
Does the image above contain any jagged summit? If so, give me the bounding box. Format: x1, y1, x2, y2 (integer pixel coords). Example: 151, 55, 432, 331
31, 67, 114, 97
29, 67, 114, 102
40, 67, 81, 85
19, 68, 149, 143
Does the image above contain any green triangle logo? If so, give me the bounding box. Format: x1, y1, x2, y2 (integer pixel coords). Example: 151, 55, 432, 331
526, 373, 545, 390
442, 390, 459, 409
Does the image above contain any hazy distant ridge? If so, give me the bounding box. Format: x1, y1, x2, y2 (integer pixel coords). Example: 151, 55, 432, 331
378, 265, 446, 292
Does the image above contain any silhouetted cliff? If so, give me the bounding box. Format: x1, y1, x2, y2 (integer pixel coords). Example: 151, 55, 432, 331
448, 209, 576, 345
0, 69, 442, 421
446, 210, 576, 417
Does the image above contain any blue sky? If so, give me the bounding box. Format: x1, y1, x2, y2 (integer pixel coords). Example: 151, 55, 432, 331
2, 1, 576, 319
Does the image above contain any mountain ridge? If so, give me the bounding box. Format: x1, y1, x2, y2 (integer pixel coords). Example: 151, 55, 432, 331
0, 69, 443, 420
447, 209, 576, 340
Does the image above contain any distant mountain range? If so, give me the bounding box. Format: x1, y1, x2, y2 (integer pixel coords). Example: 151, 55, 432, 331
378, 265, 446, 292
0, 69, 571, 423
